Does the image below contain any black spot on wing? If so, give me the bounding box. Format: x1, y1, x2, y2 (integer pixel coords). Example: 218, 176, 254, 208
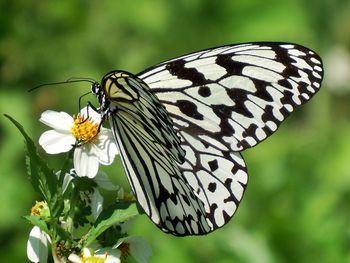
208, 159, 218, 172
215, 54, 245, 75
198, 86, 211, 97
208, 182, 217, 193
177, 100, 204, 120
211, 104, 235, 136
166, 60, 208, 85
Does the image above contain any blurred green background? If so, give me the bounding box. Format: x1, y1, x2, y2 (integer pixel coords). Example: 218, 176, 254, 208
1, 0, 350, 262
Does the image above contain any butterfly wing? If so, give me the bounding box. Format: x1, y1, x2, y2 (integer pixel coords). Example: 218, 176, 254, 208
138, 42, 323, 151
135, 42, 323, 234
98, 43, 323, 236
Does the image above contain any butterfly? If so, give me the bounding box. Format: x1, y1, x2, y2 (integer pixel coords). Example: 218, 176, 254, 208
91, 42, 323, 236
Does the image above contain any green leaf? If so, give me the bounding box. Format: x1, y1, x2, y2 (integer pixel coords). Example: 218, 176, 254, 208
4, 114, 64, 217
24, 215, 50, 235
83, 202, 139, 247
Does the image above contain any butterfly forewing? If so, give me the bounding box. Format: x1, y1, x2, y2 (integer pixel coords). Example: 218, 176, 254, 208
138, 42, 323, 151
93, 42, 323, 236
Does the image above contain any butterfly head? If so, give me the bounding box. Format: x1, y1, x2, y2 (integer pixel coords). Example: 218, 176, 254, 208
91, 81, 100, 94
91, 82, 110, 112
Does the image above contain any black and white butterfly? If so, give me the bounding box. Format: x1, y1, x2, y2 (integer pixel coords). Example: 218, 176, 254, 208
91, 42, 323, 236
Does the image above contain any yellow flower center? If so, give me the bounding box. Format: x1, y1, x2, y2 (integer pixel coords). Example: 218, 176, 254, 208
71, 114, 99, 143
30, 201, 47, 216
82, 255, 107, 263
119, 242, 130, 260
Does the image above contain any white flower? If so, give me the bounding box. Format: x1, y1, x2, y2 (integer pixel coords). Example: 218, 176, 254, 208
68, 236, 151, 263
68, 247, 121, 263
27, 226, 50, 263
114, 236, 152, 263
39, 107, 118, 178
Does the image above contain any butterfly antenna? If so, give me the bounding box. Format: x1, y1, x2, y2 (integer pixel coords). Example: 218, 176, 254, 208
28, 78, 97, 92
67, 77, 97, 83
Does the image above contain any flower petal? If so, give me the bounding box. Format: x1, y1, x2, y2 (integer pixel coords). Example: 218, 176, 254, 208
82, 248, 93, 257
61, 170, 75, 194
27, 226, 48, 263
67, 253, 82, 263
79, 106, 101, 123
93, 129, 119, 165
40, 110, 73, 131
105, 256, 121, 263
91, 189, 103, 220
74, 145, 99, 178
95, 248, 121, 263
39, 130, 75, 154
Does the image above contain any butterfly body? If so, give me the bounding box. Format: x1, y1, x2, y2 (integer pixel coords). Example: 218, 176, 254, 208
91, 42, 323, 236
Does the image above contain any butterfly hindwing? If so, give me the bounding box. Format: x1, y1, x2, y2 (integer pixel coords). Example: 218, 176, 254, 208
177, 131, 248, 230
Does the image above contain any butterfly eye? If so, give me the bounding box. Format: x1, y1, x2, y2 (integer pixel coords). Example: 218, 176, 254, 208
91, 83, 100, 94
